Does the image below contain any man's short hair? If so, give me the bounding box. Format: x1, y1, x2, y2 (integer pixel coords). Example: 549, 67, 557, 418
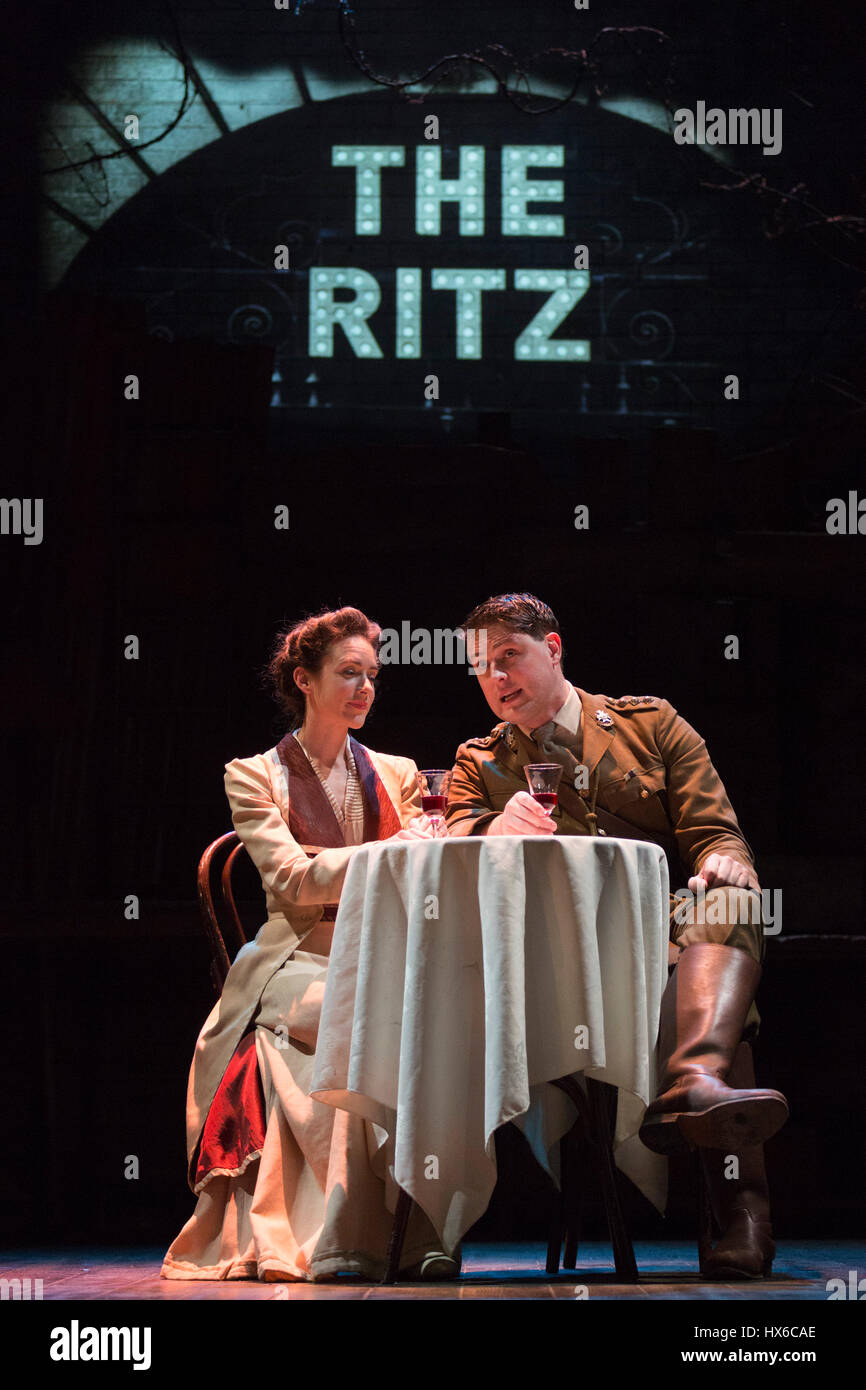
460, 593, 565, 667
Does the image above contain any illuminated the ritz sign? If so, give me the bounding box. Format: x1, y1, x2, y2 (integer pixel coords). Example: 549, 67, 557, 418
310, 145, 591, 362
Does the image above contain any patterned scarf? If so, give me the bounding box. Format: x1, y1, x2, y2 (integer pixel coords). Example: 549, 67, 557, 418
275, 731, 403, 846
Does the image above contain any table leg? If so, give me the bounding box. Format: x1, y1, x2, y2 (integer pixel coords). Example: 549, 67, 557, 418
562, 1132, 583, 1270
546, 1135, 567, 1273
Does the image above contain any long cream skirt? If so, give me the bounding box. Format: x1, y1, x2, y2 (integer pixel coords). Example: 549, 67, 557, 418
161, 950, 452, 1282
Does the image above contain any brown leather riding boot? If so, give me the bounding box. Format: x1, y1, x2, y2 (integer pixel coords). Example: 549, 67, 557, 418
698, 1044, 776, 1279
639, 944, 788, 1156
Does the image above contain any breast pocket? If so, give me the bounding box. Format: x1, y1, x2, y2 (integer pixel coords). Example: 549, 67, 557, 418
599, 761, 667, 814
481, 765, 522, 811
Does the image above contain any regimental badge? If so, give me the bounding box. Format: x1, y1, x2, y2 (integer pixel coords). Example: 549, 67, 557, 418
595, 710, 615, 729
504, 724, 519, 753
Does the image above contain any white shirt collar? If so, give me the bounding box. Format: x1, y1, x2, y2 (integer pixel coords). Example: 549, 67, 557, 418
516, 683, 582, 738
552, 683, 582, 736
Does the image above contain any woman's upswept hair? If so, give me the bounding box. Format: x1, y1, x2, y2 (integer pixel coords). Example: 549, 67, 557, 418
262, 606, 381, 728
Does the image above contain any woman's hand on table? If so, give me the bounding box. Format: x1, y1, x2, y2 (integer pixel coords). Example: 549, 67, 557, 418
488, 792, 556, 837
390, 814, 438, 841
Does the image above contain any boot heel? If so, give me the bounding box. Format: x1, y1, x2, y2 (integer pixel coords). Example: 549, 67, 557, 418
638, 1113, 693, 1156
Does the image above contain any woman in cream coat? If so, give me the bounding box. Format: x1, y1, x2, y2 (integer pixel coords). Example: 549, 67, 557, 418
161, 606, 458, 1282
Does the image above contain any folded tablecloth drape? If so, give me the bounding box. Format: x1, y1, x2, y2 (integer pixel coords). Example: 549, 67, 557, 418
310, 835, 669, 1253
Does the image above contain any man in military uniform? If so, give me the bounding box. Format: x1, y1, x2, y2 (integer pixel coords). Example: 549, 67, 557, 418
446, 592, 788, 1279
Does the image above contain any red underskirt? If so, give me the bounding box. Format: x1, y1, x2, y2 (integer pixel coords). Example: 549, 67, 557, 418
194, 1028, 267, 1191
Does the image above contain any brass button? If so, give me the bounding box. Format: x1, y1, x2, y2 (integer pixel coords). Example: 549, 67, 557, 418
640, 789, 649, 798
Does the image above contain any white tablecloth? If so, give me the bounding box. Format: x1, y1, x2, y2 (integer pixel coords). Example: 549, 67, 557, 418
309, 835, 669, 1254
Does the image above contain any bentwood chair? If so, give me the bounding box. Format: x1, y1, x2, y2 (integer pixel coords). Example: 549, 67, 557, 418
196, 830, 323, 994
197, 831, 250, 994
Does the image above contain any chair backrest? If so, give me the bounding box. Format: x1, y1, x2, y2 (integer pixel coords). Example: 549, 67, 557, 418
197, 831, 249, 995
197, 832, 327, 996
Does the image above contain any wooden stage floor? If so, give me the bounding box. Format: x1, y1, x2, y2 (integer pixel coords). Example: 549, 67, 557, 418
3, 1242, 861, 1300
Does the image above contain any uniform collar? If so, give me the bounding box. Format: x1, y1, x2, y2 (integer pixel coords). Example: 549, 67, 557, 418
572, 687, 616, 776
507, 686, 615, 778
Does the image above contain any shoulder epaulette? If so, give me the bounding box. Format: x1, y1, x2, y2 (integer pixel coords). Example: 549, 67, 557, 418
603, 694, 660, 711
465, 720, 513, 750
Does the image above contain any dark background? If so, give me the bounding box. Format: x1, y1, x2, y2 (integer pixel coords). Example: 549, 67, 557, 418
1, 0, 864, 1251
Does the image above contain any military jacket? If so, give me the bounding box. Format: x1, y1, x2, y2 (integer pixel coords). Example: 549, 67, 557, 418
446, 686, 757, 885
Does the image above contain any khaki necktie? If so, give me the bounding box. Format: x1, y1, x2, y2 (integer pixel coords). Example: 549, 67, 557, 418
530, 720, 585, 786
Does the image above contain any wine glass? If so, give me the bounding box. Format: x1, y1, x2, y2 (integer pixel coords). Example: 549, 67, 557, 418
524, 763, 563, 816
416, 769, 453, 838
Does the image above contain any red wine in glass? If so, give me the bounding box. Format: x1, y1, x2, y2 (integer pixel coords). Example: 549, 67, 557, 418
524, 763, 563, 818
416, 770, 453, 837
